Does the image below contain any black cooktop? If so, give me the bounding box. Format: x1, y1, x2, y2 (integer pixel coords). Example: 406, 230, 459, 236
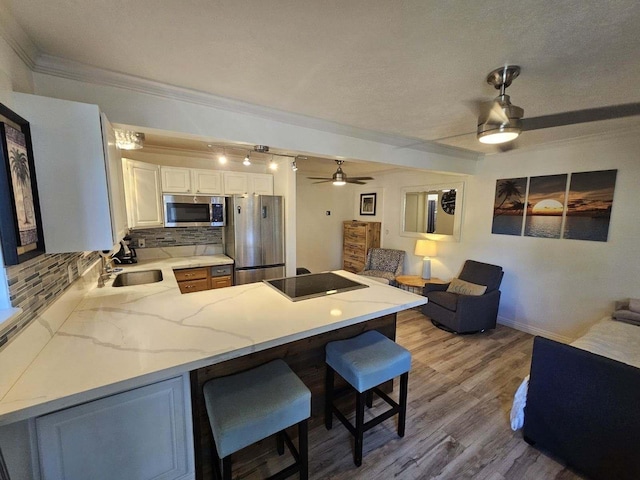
265, 272, 368, 302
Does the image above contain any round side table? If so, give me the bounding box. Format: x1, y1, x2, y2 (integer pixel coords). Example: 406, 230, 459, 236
396, 275, 447, 295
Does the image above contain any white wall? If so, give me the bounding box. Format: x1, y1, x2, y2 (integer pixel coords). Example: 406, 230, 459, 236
448, 130, 640, 340
296, 176, 355, 273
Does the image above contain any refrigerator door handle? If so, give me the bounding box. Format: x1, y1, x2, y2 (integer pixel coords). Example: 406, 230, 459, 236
262, 206, 267, 218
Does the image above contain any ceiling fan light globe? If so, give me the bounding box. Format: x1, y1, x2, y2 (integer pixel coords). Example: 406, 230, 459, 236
333, 180, 346, 186
477, 129, 520, 144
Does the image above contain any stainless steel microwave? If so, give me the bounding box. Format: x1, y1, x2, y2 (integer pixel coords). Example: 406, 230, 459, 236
163, 195, 226, 227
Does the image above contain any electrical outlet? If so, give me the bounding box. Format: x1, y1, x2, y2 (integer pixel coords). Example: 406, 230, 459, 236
138, 238, 146, 248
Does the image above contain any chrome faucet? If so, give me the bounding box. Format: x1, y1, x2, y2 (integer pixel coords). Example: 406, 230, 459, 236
97, 256, 117, 288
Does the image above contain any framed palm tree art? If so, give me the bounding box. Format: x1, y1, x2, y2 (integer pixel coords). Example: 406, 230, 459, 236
0, 102, 45, 265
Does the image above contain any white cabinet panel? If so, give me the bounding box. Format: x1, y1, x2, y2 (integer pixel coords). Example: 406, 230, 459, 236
101, 114, 128, 242
36, 376, 193, 480
12, 93, 124, 252
223, 172, 273, 195
223, 172, 248, 195
249, 173, 274, 195
192, 169, 222, 194
124, 159, 163, 229
161, 167, 192, 193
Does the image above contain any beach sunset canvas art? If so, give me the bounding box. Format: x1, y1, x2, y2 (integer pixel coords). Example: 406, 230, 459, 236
563, 169, 617, 242
492, 177, 528, 236
524, 174, 568, 238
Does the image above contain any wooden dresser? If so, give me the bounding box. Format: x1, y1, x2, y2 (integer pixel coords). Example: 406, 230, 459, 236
342, 221, 381, 273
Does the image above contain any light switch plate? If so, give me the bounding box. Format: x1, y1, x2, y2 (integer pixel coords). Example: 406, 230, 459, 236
138, 238, 146, 248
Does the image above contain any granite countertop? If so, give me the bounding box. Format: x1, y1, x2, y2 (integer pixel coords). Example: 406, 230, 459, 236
0, 257, 426, 425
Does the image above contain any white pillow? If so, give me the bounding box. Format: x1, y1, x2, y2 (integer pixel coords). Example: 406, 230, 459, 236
629, 298, 640, 314
446, 278, 487, 296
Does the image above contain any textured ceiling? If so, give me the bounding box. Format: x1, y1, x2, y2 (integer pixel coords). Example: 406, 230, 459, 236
8, 0, 640, 155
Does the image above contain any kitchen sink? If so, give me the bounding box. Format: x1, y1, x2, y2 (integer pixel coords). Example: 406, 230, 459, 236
112, 270, 163, 287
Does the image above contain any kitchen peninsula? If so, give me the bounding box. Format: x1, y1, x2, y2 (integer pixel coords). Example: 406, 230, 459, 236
0, 258, 426, 479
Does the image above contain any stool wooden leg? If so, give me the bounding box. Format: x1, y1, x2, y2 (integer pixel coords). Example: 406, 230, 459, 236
222, 456, 232, 480
398, 372, 409, 437
299, 419, 309, 480
325, 366, 335, 430
354, 391, 365, 467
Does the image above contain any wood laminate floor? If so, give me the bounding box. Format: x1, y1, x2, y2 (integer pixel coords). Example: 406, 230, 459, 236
229, 309, 584, 479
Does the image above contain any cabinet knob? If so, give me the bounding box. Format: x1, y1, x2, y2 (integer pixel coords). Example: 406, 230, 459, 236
186, 285, 194, 289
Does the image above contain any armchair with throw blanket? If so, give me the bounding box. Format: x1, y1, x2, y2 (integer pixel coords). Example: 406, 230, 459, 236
357, 248, 405, 286
422, 260, 504, 334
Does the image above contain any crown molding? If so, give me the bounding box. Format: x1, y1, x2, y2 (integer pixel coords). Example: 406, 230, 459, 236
0, 2, 38, 69
32, 54, 480, 162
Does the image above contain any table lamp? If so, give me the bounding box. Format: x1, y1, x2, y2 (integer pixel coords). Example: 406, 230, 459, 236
414, 239, 437, 279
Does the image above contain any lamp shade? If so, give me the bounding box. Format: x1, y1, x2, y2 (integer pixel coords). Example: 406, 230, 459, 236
414, 239, 436, 257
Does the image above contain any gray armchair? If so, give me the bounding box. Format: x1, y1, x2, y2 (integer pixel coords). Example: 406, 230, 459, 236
422, 260, 503, 334
357, 248, 405, 286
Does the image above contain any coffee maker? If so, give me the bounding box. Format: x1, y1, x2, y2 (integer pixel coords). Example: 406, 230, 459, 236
114, 238, 137, 264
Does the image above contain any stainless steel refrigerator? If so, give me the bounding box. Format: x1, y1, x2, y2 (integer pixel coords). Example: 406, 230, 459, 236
225, 195, 285, 285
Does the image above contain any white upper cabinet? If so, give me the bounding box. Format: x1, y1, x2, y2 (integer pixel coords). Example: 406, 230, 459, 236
101, 114, 128, 242
161, 166, 191, 193
124, 159, 164, 229
223, 171, 248, 195
162, 166, 223, 195
192, 168, 223, 194
250, 173, 275, 195
12, 93, 127, 253
223, 172, 273, 195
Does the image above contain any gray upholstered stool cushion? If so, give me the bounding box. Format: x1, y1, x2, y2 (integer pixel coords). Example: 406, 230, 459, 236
326, 330, 411, 393
203, 359, 311, 458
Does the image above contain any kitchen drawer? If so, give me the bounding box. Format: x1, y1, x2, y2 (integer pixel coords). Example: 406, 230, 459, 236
178, 278, 210, 294
210, 265, 232, 277
211, 276, 232, 289
174, 267, 208, 282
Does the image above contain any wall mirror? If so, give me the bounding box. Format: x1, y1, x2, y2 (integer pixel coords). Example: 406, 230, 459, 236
401, 182, 464, 241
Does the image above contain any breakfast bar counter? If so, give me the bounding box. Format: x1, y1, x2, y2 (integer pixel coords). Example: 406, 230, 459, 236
0, 259, 426, 426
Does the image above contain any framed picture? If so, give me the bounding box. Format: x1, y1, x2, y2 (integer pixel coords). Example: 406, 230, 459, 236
360, 193, 377, 216
0, 102, 45, 265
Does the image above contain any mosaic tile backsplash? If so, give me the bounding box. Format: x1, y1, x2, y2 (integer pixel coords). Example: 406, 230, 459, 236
1, 252, 99, 349
128, 227, 223, 248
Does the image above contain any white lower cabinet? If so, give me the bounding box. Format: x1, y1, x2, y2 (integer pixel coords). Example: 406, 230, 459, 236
35, 376, 194, 480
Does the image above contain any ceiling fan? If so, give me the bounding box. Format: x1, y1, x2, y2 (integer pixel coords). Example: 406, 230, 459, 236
475, 65, 640, 149
307, 160, 374, 185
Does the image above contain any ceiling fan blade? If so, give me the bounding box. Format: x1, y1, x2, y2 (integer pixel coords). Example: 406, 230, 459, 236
307, 177, 331, 180
348, 176, 374, 181
522, 103, 640, 131
311, 180, 333, 184
346, 179, 367, 185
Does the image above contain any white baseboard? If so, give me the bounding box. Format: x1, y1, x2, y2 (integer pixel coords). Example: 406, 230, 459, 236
497, 315, 573, 344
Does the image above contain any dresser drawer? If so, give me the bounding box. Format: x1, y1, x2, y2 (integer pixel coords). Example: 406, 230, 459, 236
343, 258, 365, 273
343, 243, 366, 258
174, 267, 208, 282
344, 225, 367, 244
178, 278, 210, 294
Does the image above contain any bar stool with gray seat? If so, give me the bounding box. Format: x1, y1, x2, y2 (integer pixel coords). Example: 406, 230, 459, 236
325, 330, 411, 466
203, 359, 311, 480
